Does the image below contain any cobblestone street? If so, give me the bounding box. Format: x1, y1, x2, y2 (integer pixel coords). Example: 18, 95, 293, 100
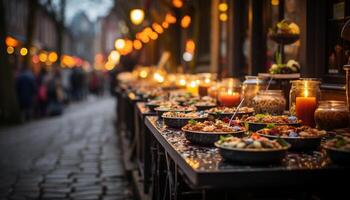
0, 97, 133, 200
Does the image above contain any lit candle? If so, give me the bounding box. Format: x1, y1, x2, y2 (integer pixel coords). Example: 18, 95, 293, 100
218, 89, 240, 107
296, 88, 317, 127
187, 81, 199, 96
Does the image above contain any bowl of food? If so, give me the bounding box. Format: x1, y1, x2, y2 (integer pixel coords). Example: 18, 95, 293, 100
215, 134, 290, 165
155, 105, 196, 118
243, 114, 301, 132
192, 96, 217, 111
257, 125, 326, 150
207, 106, 254, 120
170, 93, 195, 105
182, 120, 246, 146
162, 111, 208, 129
268, 20, 300, 45
146, 99, 174, 112
323, 136, 350, 165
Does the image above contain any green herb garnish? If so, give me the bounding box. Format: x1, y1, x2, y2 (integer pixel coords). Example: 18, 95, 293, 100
188, 119, 197, 125
266, 123, 276, 129
277, 138, 289, 147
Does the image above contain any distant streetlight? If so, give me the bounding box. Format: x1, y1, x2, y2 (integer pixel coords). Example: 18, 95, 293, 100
130, 9, 145, 25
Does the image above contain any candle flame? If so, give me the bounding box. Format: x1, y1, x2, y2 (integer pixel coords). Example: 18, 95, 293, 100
304, 81, 308, 97
190, 81, 197, 87
179, 79, 186, 86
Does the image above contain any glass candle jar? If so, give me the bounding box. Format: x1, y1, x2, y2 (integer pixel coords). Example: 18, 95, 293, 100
186, 75, 199, 96
218, 86, 241, 107
198, 73, 216, 97
252, 90, 286, 115
289, 79, 321, 127
242, 76, 266, 107
315, 101, 349, 131
208, 83, 220, 99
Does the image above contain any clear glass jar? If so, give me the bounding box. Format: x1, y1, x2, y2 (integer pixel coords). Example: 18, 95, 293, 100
315, 101, 349, 131
289, 78, 321, 127
198, 73, 216, 97
252, 90, 286, 115
242, 76, 266, 107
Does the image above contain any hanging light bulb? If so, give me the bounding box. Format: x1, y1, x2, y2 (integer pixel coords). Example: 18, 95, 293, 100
130, 9, 145, 25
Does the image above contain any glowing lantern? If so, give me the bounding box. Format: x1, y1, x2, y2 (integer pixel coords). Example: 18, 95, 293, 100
218, 3, 228, 12
7, 46, 14, 54
115, 39, 126, 51
48, 52, 58, 62
39, 52, 48, 62
152, 23, 164, 34
271, 0, 279, 6
165, 13, 177, 24
162, 22, 169, 29
172, 0, 183, 8
133, 40, 143, 50
149, 32, 158, 40
130, 9, 145, 25
5, 36, 18, 47
181, 15, 191, 28
20, 47, 28, 56
219, 13, 228, 22
153, 72, 165, 83
109, 50, 120, 63
185, 39, 195, 53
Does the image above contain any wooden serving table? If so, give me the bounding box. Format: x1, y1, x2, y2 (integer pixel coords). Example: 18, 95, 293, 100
145, 116, 349, 199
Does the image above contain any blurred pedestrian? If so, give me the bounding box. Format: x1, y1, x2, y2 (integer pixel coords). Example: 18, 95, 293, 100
46, 67, 64, 116
16, 66, 37, 121
36, 67, 49, 117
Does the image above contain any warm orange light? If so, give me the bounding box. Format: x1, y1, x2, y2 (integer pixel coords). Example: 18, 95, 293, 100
32, 55, 39, 64
181, 15, 191, 28
162, 22, 169, 29
172, 0, 183, 8
144, 27, 153, 36
219, 13, 228, 22
133, 40, 143, 50
48, 52, 58, 62
7, 46, 14, 54
20, 47, 28, 56
140, 33, 150, 43
95, 53, 104, 62
271, 0, 279, 6
5, 36, 18, 47
165, 13, 177, 24
39, 52, 47, 62
153, 72, 165, 83
109, 50, 120, 63
218, 3, 228, 12
130, 9, 145, 25
185, 39, 195, 53
115, 39, 126, 50
124, 40, 133, 53
105, 61, 115, 71
149, 32, 158, 40
152, 23, 164, 34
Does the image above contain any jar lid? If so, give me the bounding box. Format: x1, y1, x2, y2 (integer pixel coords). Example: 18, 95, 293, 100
244, 76, 266, 85
258, 90, 283, 95
290, 78, 321, 84
318, 100, 348, 109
